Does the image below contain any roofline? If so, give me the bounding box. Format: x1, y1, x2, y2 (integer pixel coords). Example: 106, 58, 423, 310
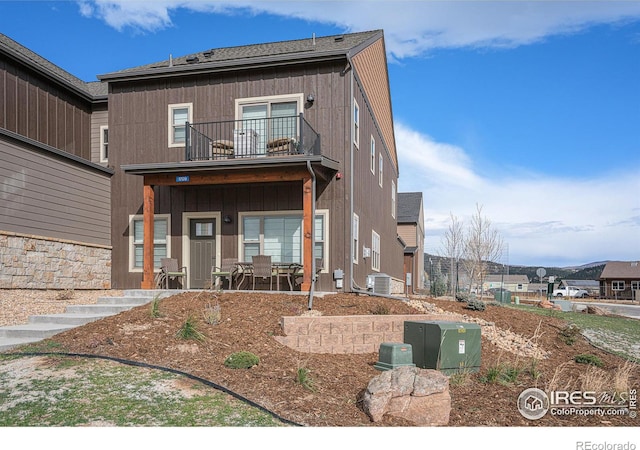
0, 128, 114, 176
0, 39, 102, 103
99, 49, 349, 83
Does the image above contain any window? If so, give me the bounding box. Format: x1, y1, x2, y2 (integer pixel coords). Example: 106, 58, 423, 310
391, 181, 396, 218
379, 153, 383, 187
353, 213, 359, 264
632, 281, 640, 290
240, 211, 327, 269
99, 126, 108, 163
130, 215, 170, 271
168, 103, 192, 147
370, 136, 375, 174
371, 230, 380, 272
612, 281, 625, 291
236, 94, 303, 153
353, 101, 360, 148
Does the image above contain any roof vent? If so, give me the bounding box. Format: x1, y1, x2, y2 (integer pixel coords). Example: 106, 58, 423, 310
203, 49, 214, 58
186, 55, 199, 64
334, 35, 344, 42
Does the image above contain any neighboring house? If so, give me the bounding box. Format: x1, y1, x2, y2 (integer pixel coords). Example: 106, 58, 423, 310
599, 261, 640, 300
0, 34, 113, 290
97, 30, 403, 292
483, 274, 529, 293
397, 192, 424, 293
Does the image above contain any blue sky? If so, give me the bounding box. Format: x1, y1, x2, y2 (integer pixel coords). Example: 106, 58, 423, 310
1, 0, 639, 268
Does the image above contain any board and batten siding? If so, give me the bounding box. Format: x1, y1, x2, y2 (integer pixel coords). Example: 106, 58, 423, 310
0, 57, 92, 160
0, 135, 111, 246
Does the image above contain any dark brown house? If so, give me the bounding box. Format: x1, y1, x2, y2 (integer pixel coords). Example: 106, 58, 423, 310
0, 34, 112, 290
599, 261, 640, 300
98, 30, 404, 292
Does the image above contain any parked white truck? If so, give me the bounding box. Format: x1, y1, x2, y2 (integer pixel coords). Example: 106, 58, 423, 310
552, 286, 589, 298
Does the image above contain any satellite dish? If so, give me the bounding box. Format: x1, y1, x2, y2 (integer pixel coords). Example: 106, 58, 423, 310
536, 268, 546, 279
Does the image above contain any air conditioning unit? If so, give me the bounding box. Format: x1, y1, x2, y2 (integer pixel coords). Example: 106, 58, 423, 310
367, 273, 391, 295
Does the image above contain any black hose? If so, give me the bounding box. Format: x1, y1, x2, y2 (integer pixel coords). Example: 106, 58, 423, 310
9, 351, 303, 427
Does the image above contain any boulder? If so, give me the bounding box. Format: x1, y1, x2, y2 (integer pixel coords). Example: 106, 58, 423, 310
538, 299, 562, 310
362, 366, 451, 426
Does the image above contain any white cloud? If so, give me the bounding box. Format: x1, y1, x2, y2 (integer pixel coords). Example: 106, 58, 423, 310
78, 1, 640, 57
395, 122, 640, 267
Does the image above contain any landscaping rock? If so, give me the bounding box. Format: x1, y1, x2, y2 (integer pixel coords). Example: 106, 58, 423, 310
362, 366, 451, 426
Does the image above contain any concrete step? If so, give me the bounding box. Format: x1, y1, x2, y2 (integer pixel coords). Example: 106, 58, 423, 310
0, 289, 182, 353
29, 313, 112, 326
0, 322, 76, 339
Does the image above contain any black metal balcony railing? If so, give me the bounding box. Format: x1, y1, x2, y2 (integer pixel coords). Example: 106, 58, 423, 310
185, 114, 320, 161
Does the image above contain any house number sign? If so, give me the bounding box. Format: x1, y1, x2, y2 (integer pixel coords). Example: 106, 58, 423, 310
176, 175, 190, 183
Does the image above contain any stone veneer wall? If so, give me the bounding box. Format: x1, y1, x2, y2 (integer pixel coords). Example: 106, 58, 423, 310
0, 231, 111, 289
274, 313, 449, 354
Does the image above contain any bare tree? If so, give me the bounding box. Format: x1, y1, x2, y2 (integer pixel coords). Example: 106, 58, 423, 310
463, 204, 504, 295
440, 212, 465, 294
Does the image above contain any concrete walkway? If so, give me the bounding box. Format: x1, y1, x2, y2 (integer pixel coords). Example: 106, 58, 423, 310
0, 290, 177, 352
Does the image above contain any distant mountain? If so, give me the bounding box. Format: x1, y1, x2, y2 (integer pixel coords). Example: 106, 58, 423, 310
424, 253, 607, 282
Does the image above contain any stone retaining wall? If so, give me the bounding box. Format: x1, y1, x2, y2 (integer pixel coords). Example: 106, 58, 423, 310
274, 313, 448, 354
0, 231, 111, 289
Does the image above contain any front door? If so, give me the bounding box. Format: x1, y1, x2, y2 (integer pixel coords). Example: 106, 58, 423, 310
189, 218, 216, 289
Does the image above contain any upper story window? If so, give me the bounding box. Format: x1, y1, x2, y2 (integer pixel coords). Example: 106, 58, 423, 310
100, 126, 109, 163
168, 103, 192, 147
370, 136, 376, 174
236, 94, 304, 154
378, 153, 383, 187
353, 100, 360, 149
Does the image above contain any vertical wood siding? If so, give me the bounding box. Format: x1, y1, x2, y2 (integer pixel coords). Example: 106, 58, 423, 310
0, 57, 92, 159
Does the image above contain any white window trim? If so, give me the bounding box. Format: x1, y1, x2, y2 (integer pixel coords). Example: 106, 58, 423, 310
353, 100, 360, 149
612, 280, 625, 291
370, 136, 376, 174
237, 209, 329, 272
371, 230, 381, 272
99, 125, 108, 163
168, 103, 192, 148
391, 181, 396, 219
353, 213, 359, 264
128, 214, 171, 273
379, 153, 383, 187
235, 93, 304, 120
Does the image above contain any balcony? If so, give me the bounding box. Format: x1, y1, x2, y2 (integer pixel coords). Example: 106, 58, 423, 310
185, 114, 320, 161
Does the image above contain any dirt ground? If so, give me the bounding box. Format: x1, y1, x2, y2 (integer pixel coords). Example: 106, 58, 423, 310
17, 291, 639, 427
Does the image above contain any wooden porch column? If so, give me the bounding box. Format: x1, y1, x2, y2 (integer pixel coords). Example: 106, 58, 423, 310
301, 175, 313, 291
141, 182, 155, 289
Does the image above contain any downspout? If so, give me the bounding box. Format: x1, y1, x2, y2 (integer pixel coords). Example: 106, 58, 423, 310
306, 160, 317, 310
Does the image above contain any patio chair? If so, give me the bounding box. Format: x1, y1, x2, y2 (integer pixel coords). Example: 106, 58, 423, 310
288, 258, 323, 290
160, 258, 187, 289
211, 258, 238, 290
251, 255, 273, 290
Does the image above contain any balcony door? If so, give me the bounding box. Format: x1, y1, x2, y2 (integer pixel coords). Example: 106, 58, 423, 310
237, 94, 303, 154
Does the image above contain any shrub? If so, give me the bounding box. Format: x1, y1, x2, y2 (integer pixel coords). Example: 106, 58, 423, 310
558, 323, 581, 346
202, 302, 221, 325
295, 366, 316, 392
370, 303, 390, 315
150, 295, 163, 318
574, 354, 604, 368
465, 299, 486, 311
455, 292, 469, 303
224, 351, 260, 369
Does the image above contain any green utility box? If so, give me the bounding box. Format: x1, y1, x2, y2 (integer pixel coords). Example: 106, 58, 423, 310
374, 342, 415, 371
403, 321, 481, 375
494, 290, 512, 304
